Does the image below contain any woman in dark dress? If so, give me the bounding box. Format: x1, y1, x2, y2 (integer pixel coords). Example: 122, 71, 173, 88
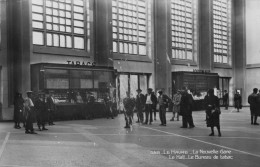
204, 89, 221, 137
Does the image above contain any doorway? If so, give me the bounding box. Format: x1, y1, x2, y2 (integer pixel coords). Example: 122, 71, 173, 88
219, 77, 230, 106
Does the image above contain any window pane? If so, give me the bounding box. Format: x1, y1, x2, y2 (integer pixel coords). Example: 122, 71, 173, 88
74, 13, 84, 20
74, 6, 84, 13
33, 31, 44, 45
139, 45, 146, 55
53, 34, 59, 46
113, 42, 117, 52
74, 0, 84, 6
60, 35, 65, 47
32, 21, 43, 29
32, 13, 43, 21
74, 27, 84, 34
74, 20, 84, 27
66, 36, 72, 48
32, 5, 43, 13
74, 36, 84, 49
47, 33, 53, 46
32, 0, 43, 5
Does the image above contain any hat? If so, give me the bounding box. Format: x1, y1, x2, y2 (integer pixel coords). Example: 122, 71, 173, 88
147, 88, 153, 91
136, 88, 142, 92
158, 89, 163, 93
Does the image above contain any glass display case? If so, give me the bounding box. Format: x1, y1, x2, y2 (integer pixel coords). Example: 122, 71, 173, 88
172, 71, 219, 110
31, 63, 117, 120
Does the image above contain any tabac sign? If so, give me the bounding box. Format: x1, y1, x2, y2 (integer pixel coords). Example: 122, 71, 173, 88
67, 61, 96, 67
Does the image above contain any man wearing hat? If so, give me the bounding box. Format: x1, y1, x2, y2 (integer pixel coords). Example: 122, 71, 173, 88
135, 88, 145, 123
24, 91, 37, 134
144, 88, 157, 125
158, 89, 171, 126
46, 91, 56, 125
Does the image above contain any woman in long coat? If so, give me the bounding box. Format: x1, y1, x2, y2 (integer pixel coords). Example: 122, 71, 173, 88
204, 89, 221, 137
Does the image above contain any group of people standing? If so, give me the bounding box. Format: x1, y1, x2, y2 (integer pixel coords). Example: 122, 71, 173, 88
13, 91, 56, 134
122, 87, 222, 137
122, 87, 195, 129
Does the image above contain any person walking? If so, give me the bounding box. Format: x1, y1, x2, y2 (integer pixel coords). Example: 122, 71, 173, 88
234, 91, 242, 112
135, 89, 145, 123
46, 92, 56, 125
14, 92, 24, 129
223, 90, 229, 110
204, 89, 221, 137
170, 90, 181, 121
144, 88, 157, 125
123, 92, 135, 128
180, 87, 195, 128
157, 90, 171, 126
248, 88, 258, 125
24, 91, 37, 134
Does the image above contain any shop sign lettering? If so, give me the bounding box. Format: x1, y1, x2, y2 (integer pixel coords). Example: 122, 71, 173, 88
193, 69, 210, 73
67, 61, 96, 67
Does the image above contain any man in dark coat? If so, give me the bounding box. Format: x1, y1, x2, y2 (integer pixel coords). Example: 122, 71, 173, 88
144, 88, 157, 125
135, 89, 145, 123
157, 90, 171, 126
223, 90, 229, 110
14, 92, 24, 129
180, 88, 195, 128
204, 89, 221, 137
248, 88, 258, 125
234, 91, 242, 112
34, 93, 48, 131
46, 92, 56, 125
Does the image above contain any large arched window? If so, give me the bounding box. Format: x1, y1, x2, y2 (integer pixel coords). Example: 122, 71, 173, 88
171, 0, 198, 60
32, 0, 90, 50
213, 0, 232, 64
112, 0, 152, 56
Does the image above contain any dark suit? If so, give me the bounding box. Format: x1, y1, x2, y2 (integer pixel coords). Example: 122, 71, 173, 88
144, 93, 157, 124
158, 94, 171, 125
180, 92, 194, 128
135, 93, 145, 123
46, 96, 56, 125
223, 93, 229, 109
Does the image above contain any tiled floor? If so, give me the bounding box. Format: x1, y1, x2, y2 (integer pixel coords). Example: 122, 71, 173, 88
0, 107, 260, 167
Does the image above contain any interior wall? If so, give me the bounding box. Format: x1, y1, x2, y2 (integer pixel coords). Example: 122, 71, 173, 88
246, 0, 260, 65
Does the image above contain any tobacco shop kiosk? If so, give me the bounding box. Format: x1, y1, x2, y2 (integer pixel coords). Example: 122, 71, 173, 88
31, 63, 117, 120
172, 71, 219, 110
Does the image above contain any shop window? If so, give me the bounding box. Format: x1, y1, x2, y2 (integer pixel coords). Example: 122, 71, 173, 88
130, 75, 138, 97
119, 75, 129, 99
